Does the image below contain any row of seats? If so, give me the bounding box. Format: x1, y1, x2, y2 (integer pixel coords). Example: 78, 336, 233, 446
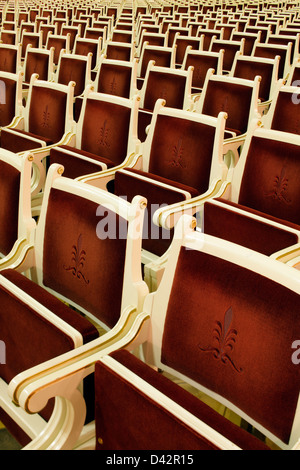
0, 0, 300, 452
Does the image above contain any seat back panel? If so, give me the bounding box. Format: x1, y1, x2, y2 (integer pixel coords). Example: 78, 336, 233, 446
161, 247, 300, 444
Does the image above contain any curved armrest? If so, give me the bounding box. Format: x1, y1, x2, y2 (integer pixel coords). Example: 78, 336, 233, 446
153, 179, 231, 230
272, 242, 300, 265
0, 238, 35, 273
8, 306, 150, 450
76, 152, 143, 189
9, 305, 150, 409
18, 132, 77, 158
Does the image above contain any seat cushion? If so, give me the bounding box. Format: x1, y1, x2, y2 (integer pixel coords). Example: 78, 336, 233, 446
49, 145, 116, 179
1, 128, 53, 153
0, 268, 99, 445
95, 350, 271, 450
203, 198, 299, 255
114, 168, 199, 256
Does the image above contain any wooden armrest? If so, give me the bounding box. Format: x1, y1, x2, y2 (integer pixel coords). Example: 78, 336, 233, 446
76, 152, 143, 189
272, 243, 300, 265
0, 238, 35, 273
8, 306, 150, 450
153, 179, 231, 230
18, 132, 76, 157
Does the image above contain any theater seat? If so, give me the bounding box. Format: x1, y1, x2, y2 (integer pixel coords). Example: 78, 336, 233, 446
0, 74, 76, 197
1, 164, 148, 449
202, 122, 300, 264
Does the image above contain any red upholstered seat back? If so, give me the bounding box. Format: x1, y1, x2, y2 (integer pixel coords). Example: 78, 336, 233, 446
74, 40, 98, 69
21, 34, 40, 58
105, 43, 132, 62
28, 85, 68, 142
148, 113, 217, 193
25, 51, 50, 83
0, 47, 17, 73
210, 42, 240, 71
80, 97, 131, 164
42, 188, 127, 328
238, 136, 300, 225
46, 36, 67, 64
161, 247, 300, 444
184, 53, 219, 91
143, 70, 187, 111
202, 80, 253, 134
140, 49, 172, 78
57, 56, 87, 96
254, 45, 287, 78
233, 59, 274, 102
0, 160, 20, 255
97, 62, 132, 98
269, 90, 300, 134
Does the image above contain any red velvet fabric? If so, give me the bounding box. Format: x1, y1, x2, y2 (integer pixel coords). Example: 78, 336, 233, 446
202, 79, 253, 134
0, 31, 16, 45
254, 45, 287, 78
0, 128, 53, 153
74, 40, 99, 69
184, 54, 219, 91
80, 98, 131, 165
269, 91, 300, 134
43, 188, 127, 328
0, 268, 98, 385
0, 48, 17, 73
21, 35, 40, 59
211, 43, 241, 71
140, 49, 172, 78
238, 136, 300, 225
105, 44, 132, 62
49, 145, 115, 179
233, 60, 274, 102
94, 350, 270, 450
46, 37, 67, 64
148, 113, 216, 194
203, 199, 299, 255
28, 85, 67, 142
57, 57, 87, 97
97, 63, 132, 98
175, 38, 201, 65
114, 168, 199, 256
0, 160, 20, 255
143, 70, 187, 111
24, 51, 50, 83
161, 247, 300, 444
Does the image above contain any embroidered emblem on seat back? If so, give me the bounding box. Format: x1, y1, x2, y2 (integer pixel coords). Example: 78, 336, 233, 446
42, 104, 50, 128
199, 307, 243, 373
97, 119, 110, 148
170, 138, 186, 168
265, 166, 291, 205
63, 233, 89, 284
109, 76, 118, 95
